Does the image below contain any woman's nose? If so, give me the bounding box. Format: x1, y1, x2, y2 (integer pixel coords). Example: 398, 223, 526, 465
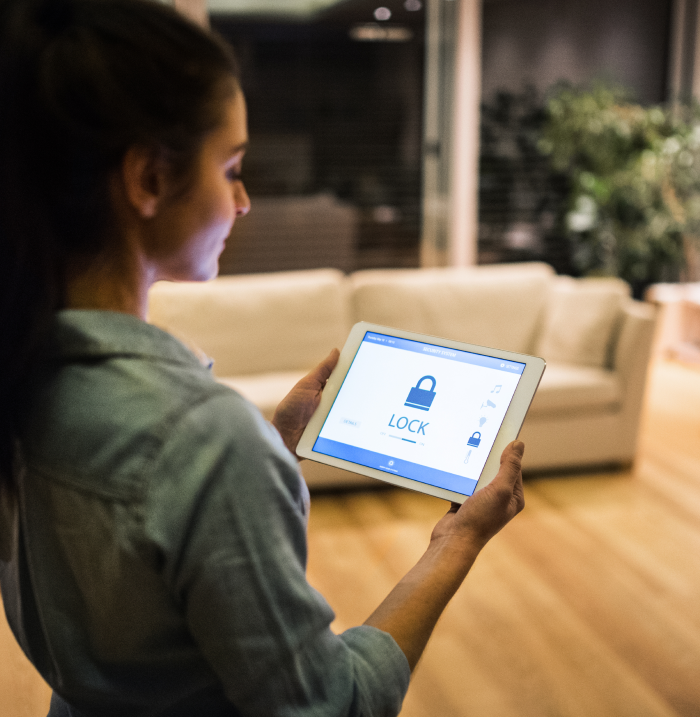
234, 181, 250, 217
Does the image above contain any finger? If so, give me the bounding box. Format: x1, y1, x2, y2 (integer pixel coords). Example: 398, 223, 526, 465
512, 474, 526, 514
314, 348, 340, 386
493, 441, 524, 490
500, 440, 524, 462
294, 349, 340, 393
323, 348, 340, 371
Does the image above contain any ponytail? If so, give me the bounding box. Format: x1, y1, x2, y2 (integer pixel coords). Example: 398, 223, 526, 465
0, 0, 240, 488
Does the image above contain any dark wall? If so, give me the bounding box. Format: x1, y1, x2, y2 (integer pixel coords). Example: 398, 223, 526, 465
211, 7, 425, 272
482, 0, 673, 104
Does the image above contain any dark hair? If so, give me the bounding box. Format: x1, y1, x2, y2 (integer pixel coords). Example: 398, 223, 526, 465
0, 0, 240, 487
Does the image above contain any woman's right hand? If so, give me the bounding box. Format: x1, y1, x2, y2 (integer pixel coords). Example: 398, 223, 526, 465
364, 441, 525, 671
430, 441, 525, 552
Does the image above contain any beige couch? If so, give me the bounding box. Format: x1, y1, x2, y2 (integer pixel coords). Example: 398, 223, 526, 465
148, 262, 657, 487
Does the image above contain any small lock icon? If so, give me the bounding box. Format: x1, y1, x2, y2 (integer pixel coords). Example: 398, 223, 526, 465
405, 375, 437, 411
467, 431, 482, 448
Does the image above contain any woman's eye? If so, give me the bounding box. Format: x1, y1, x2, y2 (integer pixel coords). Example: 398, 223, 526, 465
226, 168, 242, 181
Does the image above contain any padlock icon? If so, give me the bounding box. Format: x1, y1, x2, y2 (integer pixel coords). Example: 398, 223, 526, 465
467, 431, 482, 448
405, 375, 437, 411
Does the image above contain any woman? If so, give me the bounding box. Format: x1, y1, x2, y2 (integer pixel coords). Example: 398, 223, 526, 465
0, 1, 525, 715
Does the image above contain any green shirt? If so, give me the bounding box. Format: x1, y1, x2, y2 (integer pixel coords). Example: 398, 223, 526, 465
0, 310, 409, 717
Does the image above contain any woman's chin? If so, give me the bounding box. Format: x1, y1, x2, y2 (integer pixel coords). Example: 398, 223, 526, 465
195, 263, 220, 282
191, 252, 223, 281
164, 264, 219, 283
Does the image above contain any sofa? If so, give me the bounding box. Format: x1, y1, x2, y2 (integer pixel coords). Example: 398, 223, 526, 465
148, 262, 657, 488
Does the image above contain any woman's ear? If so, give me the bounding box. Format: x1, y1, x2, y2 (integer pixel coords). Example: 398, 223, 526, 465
119, 145, 168, 219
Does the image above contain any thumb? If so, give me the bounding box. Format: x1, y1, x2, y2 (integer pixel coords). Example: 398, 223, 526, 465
302, 348, 339, 391
492, 441, 525, 490
315, 348, 340, 385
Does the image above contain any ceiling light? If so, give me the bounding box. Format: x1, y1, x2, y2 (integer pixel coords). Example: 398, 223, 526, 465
350, 23, 413, 42
404, 0, 422, 10
374, 7, 392, 21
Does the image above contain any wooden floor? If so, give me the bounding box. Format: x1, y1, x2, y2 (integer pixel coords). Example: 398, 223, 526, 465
2, 358, 699, 716
306, 358, 700, 717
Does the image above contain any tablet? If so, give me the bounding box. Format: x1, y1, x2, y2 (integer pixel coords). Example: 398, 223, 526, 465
297, 322, 546, 503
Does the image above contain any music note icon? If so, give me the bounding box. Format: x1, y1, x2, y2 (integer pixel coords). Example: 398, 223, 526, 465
491, 385, 502, 394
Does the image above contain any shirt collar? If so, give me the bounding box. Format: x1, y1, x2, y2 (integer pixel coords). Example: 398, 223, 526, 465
51, 310, 205, 369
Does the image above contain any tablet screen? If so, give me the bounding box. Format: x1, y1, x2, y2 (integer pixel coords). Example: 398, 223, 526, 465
312, 331, 526, 497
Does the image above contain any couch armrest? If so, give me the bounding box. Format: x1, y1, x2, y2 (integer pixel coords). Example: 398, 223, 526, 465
611, 299, 658, 452
613, 300, 658, 381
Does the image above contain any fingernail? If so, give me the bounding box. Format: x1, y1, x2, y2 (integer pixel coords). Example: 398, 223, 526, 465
514, 441, 525, 455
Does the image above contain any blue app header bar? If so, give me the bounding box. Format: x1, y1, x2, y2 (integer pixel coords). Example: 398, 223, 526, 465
363, 332, 525, 375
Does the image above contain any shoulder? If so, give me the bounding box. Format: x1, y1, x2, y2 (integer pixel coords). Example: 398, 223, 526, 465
22, 311, 300, 498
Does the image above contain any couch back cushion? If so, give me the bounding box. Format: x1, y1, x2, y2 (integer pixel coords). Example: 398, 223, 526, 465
350, 262, 554, 353
148, 269, 350, 376
535, 276, 631, 367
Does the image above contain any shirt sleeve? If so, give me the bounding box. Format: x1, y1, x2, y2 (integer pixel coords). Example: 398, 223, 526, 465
147, 388, 410, 717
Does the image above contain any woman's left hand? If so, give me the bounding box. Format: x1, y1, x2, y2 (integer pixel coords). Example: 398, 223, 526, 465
272, 349, 339, 457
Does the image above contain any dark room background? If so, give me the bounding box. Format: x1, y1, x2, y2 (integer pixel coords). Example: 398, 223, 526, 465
210, 0, 674, 275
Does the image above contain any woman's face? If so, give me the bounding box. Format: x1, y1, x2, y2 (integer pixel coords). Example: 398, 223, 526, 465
151, 90, 250, 282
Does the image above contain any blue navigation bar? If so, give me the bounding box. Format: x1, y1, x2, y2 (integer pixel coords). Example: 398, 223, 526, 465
313, 437, 478, 496
363, 332, 525, 374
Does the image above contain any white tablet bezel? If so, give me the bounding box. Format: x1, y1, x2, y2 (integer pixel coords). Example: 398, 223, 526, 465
297, 322, 546, 503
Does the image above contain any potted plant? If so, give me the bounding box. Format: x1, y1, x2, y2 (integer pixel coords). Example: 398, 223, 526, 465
539, 84, 700, 296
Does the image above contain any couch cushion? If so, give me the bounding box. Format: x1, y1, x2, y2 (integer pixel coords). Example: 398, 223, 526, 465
536, 276, 630, 368
218, 371, 307, 421
148, 269, 350, 376
350, 262, 554, 354
219, 361, 622, 427
527, 362, 623, 417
